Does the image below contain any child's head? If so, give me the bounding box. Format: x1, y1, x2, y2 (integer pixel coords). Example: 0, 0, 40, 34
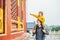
38, 11, 43, 16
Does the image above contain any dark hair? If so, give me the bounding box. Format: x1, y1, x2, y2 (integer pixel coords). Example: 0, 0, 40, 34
37, 19, 44, 29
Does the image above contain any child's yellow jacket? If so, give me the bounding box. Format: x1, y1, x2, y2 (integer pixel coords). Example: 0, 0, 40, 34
31, 14, 45, 24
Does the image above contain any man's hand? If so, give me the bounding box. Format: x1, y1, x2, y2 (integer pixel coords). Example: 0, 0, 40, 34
42, 29, 46, 33
32, 30, 36, 33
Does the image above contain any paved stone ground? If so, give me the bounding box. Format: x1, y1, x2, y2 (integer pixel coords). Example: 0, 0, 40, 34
12, 33, 30, 40
29, 35, 60, 40
29, 30, 60, 40
12, 30, 60, 40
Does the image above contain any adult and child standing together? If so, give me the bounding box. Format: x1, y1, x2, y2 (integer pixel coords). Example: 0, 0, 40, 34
30, 11, 49, 40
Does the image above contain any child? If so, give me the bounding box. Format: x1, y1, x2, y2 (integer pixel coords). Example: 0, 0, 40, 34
32, 19, 46, 40
30, 11, 45, 24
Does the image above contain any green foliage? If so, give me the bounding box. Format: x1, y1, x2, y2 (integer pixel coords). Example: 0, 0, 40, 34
51, 26, 60, 31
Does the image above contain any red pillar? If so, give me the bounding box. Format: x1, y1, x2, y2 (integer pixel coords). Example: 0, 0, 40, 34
0, 0, 27, 40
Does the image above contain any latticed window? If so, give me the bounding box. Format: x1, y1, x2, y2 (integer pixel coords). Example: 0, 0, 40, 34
11, 0, 18, 32
11, 0, 18, 21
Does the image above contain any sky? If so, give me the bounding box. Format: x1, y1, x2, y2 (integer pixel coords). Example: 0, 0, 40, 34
26, 0, 60, 25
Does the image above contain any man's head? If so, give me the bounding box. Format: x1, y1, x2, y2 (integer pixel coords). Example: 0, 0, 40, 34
37, 19, 42, 26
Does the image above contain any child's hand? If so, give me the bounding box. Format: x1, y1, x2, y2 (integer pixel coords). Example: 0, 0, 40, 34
30, 13, 32, 15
